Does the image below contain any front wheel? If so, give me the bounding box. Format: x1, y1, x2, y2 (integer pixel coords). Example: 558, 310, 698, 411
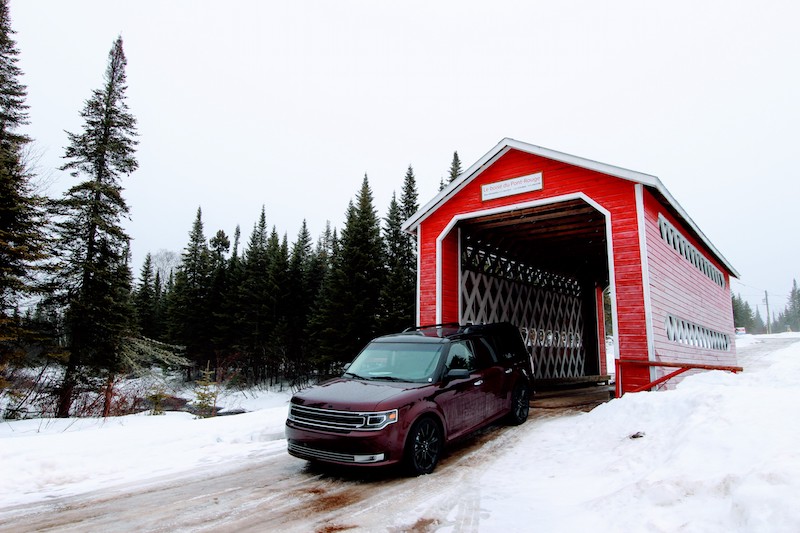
507, 381, 530, 425
404, 417, 442, 476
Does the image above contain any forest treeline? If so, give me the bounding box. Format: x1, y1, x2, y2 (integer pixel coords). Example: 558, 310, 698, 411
732, 283, 800, 335
0, 1, 469, 418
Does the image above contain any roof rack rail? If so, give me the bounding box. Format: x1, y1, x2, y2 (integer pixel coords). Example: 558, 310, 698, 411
403, 322, 467, 332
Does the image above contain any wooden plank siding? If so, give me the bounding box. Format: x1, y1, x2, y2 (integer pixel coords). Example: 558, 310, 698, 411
642, 188, 737, 374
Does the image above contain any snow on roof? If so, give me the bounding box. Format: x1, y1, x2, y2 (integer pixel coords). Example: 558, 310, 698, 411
402, 137, 738, 278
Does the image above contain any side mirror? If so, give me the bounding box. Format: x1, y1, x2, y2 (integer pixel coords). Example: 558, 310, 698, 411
343, 362, 351, 371
445, 368, 470, 380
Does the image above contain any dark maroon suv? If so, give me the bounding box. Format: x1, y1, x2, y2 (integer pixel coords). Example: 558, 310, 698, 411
285, 322, 533, 475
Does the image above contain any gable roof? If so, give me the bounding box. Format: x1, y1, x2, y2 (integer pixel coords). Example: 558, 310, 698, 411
402, 137, 738, 278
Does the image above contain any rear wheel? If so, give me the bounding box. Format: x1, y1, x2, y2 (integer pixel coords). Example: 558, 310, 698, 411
507, 381, 530, 425
404, 417, 442, 476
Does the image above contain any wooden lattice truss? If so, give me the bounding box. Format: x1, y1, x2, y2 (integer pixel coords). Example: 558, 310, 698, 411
460, 235, 586, 380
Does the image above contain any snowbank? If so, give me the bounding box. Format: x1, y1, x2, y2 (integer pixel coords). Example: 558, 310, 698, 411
0, 389, 292, 506
480, 333, 800, 532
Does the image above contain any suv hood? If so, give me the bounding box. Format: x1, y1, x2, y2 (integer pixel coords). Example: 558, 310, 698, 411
292, 378, 421, 411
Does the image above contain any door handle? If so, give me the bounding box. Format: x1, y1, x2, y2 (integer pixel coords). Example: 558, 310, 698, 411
474, 380, 484, 386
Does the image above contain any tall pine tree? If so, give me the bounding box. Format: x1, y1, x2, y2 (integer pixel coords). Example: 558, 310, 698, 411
0, 0, 48, 367
285, 221, 315, 379
171, 207, 212, 376
381, 193, 409, 333
52, 36, 138, 417
239, 207, 271, 382
448, 151, 462, 183
135, 253, 157, 339
314, 176, 384, 368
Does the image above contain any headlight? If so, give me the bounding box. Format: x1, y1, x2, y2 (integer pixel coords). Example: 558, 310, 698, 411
364, 409, 398, 430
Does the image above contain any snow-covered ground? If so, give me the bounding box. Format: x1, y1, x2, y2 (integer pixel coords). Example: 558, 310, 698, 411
3, 333, 800, 532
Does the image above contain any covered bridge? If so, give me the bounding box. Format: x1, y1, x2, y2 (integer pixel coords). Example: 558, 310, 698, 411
402, 138, 739, 395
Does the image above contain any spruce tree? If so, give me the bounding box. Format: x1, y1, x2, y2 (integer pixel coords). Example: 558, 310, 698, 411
381, 165, 419, 332
239, 208, 270, 382
264, 228, 289, 384
399, 165, 419, 320
286, 221, 314, 380
315, 176, 384, 368
448, 151, 462, 183
135, 253, 157, 339
207, 229, 230, 360
172, 208, 212, 376
219, 225, 243, 355
52, 36, 138, 417
787, 280, 800, 332
381, 193, 409, 333
0, 0, 48, 366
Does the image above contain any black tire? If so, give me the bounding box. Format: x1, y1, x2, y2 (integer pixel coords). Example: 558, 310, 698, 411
404, 417, 443, 476
507, 381, 530, 425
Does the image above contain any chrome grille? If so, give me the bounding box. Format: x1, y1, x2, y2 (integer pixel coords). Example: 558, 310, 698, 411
288, 404, 368, 431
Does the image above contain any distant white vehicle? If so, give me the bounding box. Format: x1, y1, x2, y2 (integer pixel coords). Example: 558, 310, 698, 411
735, 327, 747, 335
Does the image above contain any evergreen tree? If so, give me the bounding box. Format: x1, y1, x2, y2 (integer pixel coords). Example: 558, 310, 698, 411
0, 0, 48, 366
753, 307, 765, 334
286, 221, 314, 379
381, 165, 419, 332
52, 36, 138, 417
239, 207, 270, 382
731, 293, 754, 332
207, 229, 230, 362
381, 193, 410, 333
135, 253, 157, 339
171, 208, 212, 375
448, 151, 462, 183
399, 165, 419, 319
315, 176, 384, 369
264, 227, 289, 384
219, 225, 243, 355
787, 280, 800, 332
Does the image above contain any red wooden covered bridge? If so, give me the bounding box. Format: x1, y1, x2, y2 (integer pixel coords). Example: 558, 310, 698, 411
402, 138, 740, 396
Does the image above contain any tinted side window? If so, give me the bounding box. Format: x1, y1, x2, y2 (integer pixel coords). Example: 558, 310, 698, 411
473, 338, 498, 369
445, 341, 476, 371
490, 328, 525, 361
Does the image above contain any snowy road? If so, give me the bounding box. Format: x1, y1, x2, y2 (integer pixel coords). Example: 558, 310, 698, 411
0, 407, 569, 533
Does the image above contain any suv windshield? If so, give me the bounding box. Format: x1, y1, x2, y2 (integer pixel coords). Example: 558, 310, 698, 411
346, 342, 444, 383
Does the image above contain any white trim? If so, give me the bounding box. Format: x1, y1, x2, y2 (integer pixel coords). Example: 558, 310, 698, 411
636, 185, 656, 371
457, 227, 463, 324
404, 137, 738, 278
603, 203, 621, 363
435, 229, 443, 324
415, 226, 421, 327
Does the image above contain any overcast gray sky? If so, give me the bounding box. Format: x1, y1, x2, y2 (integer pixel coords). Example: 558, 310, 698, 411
10, 0, 800, 317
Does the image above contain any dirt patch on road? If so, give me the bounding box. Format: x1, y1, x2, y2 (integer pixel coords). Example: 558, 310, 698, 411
296, 486, 363, 514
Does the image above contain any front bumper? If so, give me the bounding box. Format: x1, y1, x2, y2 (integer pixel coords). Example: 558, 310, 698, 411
285, 420, 406, 467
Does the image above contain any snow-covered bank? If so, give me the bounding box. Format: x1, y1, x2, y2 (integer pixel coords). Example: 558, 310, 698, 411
0, 390, 292, 507
3, 334, 800, 532
480, 333, 800, 532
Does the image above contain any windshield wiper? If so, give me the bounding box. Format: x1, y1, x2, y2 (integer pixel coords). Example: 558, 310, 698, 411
369, 375, 404, 382
343, 371, 366, 380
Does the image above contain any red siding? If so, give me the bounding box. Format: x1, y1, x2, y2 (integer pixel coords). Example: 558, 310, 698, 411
642, 189, 736, 371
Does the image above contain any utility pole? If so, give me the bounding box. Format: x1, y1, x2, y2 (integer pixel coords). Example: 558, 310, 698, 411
764, 290, 771, 334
